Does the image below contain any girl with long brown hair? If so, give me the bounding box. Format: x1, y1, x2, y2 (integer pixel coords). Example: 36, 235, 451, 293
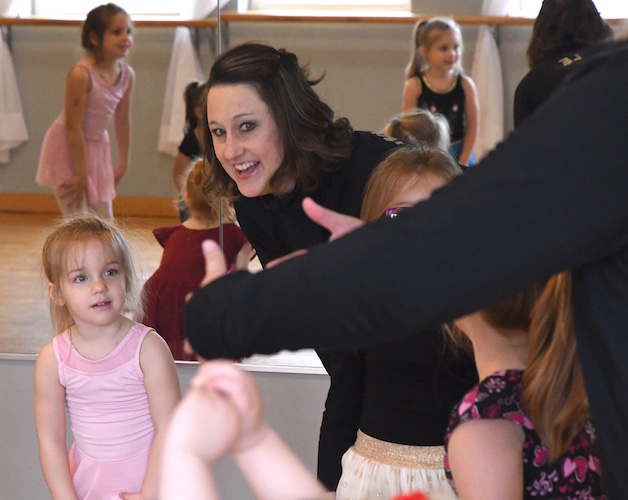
445, 273, 603, 498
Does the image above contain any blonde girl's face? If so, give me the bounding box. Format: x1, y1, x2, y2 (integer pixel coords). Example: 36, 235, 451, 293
422, 30, 461, 72
206, 83, 285, 198
49, 239, 127, 330
97, 12, 133, 60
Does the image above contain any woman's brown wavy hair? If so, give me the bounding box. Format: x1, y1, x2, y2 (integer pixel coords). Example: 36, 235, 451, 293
201, 42, 353, 200
526, 0, 612, 68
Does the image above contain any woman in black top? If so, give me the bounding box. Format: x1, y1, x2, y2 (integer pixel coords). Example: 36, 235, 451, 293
198, 41, 402, 490
513, 0, 612, 128
186, 40, 628, 499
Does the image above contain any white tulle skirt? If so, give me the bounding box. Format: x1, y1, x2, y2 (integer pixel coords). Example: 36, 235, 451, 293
335, 430, 457, 500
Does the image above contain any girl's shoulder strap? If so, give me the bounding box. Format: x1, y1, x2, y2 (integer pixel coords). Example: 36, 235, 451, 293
133, 323, 156, 358
74, 60, 94, 75
116, 61, 133, 90
52, 330, 72, 362
52, 330, 72, 385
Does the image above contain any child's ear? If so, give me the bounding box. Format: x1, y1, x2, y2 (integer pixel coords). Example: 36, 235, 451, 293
89, 32, 99, 51
48, 282, 66, 307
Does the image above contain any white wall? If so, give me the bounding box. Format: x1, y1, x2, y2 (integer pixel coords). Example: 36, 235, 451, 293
0, 356, 329, 499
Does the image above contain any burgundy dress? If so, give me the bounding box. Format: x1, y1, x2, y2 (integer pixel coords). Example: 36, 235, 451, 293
142, 223, 248, 359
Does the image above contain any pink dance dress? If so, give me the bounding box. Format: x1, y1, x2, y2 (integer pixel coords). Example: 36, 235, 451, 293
53, 323, 155, 499
36, 60, 132, 204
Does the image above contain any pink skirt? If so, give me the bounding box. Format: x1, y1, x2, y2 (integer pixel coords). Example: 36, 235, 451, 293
36, 120, 116, 205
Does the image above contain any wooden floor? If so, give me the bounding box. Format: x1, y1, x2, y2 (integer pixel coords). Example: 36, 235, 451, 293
0, 210, 323, 370
0, 211, 178, 356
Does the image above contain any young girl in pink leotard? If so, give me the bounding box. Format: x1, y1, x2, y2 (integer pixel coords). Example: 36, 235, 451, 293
36, 4, 135, 220
35, 215, 180, 500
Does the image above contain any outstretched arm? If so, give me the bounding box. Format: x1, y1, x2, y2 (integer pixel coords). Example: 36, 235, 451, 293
198, 362, 330, 500
266, 198, 364, 268
184, 43, 628, 360
160, 370, 239, 500
160, 361, 330, 500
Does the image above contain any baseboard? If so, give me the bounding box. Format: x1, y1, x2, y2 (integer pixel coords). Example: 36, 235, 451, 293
0, 192, 178, 218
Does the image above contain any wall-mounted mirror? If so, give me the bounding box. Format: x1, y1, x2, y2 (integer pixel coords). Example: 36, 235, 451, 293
0, 1, 542, 359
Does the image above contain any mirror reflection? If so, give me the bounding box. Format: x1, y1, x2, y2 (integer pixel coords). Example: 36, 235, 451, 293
0, 8, 545, 360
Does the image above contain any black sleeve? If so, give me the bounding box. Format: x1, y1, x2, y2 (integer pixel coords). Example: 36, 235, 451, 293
315, 350, 364, 490
185, 41, 628, 360
512, 76, 531, 130
178, 131, 201, 158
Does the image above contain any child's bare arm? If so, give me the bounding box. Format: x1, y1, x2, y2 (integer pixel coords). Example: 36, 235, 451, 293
402, 77, 421, 112
447, 419, 524, 500
61, 64, 90, 208
199, 362, 329, 500
459, 75, 479, 167
160, 377, 241, 499
34, 342, 78, 500
113, 67, 135, 186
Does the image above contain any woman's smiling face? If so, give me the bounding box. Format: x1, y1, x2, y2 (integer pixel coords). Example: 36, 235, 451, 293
206, 83, 285, 198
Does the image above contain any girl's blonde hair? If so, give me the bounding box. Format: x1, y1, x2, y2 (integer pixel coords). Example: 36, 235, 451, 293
523, 272, 589, 461
405, 17, 464, 79
184, 160, 237, 224
42, 215, 142, 333
382, 108, 450, 151
360, 145, 462, 222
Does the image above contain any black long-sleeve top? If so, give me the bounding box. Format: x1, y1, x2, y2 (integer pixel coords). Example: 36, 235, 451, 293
186, 41, 628, 499
233, 130, 402, 267
358, 331, 477, 445
513, 47, 589, 128
231, 130, 403, 489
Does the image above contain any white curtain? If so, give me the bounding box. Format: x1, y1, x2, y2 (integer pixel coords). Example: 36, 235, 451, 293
469, 0, 511, 160
0, 0, 29, 163
158, 0, 232, 157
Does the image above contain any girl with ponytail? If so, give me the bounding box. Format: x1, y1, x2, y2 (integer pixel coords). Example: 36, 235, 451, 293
444, 273, 604, 498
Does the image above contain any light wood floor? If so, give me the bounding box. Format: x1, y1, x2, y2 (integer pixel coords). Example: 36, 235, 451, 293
0, 211, 178, 356
0, 210, 323, 370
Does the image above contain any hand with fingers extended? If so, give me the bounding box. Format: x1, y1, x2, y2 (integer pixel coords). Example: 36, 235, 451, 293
266, 197, 365, 268
198, 240, 229, 288
233, 241, 256, 272
302, 197, 364, 241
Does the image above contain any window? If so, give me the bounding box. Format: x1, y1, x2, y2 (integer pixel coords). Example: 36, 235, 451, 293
34, 0, 182, 16
245, 0, 410, 13
34, 0, 410, 16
